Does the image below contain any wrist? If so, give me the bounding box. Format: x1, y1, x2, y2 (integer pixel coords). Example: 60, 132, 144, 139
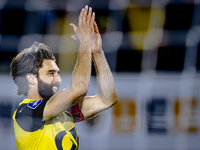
79, 41, 92, 48
92, 49, 104, 57
78, 35, 93, 45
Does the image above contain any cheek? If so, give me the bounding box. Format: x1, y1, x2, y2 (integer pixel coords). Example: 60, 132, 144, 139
40, 76, 54, 84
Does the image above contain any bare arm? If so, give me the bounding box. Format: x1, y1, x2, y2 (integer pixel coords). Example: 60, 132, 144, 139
78, 22, 118, 119
79, 51, 118, 119
43, 6, 95, 121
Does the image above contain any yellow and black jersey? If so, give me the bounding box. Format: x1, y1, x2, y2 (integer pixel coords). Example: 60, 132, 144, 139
13, 98, 84, 150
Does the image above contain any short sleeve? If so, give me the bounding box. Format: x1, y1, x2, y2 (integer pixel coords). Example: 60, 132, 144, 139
15, 100, 48, 132
66, 103, 85, 123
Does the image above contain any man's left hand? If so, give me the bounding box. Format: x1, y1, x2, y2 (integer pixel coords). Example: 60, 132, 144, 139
70, 21, 103, 54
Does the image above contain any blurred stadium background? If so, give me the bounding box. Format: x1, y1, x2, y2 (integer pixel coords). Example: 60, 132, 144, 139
0, 0, 200, 149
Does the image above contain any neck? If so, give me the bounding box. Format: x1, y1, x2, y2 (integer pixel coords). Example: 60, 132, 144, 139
27, 94, 43, 100
27, 88, 44, 100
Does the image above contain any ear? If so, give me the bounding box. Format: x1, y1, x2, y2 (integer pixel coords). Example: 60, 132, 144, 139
26, 73, 37, 85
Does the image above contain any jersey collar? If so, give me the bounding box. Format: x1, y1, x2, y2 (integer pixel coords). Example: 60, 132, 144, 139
20, 98, 41, 104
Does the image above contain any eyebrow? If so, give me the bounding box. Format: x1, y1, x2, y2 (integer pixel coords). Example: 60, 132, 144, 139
48, 70, 60, 74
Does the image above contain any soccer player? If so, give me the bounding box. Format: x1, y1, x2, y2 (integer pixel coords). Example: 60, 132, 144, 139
10, 5, 118, 150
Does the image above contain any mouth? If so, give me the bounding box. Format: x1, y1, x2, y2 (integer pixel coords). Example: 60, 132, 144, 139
53, 86, 60, 92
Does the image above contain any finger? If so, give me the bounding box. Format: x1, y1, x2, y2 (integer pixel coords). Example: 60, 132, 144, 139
83, 5, 88, 23
71, 35, 77, 41
69, 23, 77, 33
90, 12, 95, 26
87, 7, 92, 23
78, 8, 84, 26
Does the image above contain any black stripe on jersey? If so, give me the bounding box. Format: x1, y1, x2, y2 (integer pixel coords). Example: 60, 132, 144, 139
64, 111, 73, 118
69, 127, 79, 146
15, 100, 47, 132
70, 139, 76, 150
55, 129, 78, 150
55, 130, 67, 150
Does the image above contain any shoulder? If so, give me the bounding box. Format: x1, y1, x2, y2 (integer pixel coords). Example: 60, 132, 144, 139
16, 100, 47, 118
15, 99, 48, 132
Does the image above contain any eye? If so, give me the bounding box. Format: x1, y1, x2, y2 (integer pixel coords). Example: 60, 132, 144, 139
49, 72, 54, 75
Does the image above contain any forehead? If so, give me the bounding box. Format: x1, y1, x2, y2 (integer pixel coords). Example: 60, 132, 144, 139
39, 59, 60, 72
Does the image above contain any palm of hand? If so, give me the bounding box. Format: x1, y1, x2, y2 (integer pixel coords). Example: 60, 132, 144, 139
91, 22, 102, 54
70, 21, 102, 53
91, 32, 102, 53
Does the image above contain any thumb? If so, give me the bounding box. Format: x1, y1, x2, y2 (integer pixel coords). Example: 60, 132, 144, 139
71, 35, 77, 41
69, 23, 77, 33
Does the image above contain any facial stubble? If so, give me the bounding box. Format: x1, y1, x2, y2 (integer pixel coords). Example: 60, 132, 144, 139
37, 77, 60, 100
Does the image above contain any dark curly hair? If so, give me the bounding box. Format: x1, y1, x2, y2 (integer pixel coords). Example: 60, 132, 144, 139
10, 41, 55, 96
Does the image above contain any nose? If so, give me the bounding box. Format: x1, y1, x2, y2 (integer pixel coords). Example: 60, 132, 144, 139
55, 74, 62, 84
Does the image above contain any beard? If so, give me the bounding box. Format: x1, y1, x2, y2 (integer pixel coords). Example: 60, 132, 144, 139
37, 77, 60, 100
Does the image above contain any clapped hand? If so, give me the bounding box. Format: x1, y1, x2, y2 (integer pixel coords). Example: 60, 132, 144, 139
70, 5, 95, 45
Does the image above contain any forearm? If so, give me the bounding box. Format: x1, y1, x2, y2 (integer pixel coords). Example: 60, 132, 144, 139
71, 42, 92, 90
92, 50, 118, 106
43, 42, 92, 121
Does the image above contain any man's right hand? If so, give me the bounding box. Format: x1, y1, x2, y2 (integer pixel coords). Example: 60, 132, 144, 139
71, 5, 95, 44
